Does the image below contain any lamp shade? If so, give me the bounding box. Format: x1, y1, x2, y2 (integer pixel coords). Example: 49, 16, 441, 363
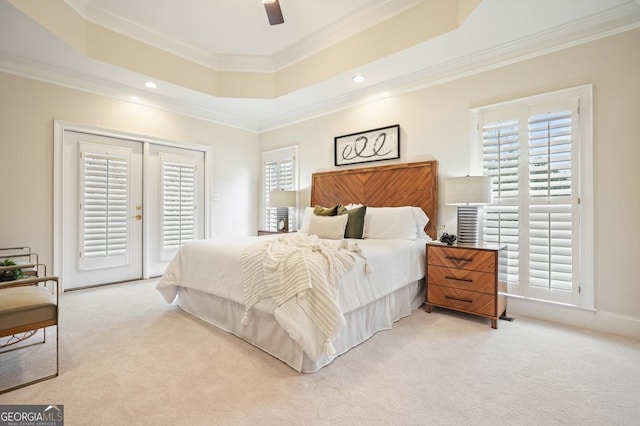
445, 176, 493, 206
269, 190, 297, 207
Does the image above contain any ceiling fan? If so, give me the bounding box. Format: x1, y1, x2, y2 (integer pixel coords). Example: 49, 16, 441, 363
262, 0, 284, 26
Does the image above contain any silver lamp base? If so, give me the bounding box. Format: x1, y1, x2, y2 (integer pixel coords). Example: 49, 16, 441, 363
456, 206, 480, 245
276, 207, 289, 232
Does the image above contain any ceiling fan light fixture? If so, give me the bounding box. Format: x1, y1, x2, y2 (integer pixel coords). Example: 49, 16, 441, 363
263, 0, 284, 25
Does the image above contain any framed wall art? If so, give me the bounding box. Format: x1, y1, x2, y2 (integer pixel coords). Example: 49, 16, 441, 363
334, 124, 400, 166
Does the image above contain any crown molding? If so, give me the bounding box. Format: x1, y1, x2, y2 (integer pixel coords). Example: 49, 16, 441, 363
271, 0, 424, 71
64, 0, 425, 73
0, 52, 260, 132
6, 1, 640, 133
65, 0, 222, 69
257, 5, 640, 131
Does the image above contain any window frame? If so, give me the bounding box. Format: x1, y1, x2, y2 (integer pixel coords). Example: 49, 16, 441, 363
470, 85, 593, 309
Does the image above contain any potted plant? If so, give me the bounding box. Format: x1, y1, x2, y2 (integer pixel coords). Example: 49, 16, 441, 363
0, 259, 24, 281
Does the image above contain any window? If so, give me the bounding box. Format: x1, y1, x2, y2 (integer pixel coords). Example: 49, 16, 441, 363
472, 86, 593, 308
262, 146, 298, 231
160, 153, 197, 257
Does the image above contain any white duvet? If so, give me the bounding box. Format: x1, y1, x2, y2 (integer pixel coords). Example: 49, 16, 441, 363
156, 233, 426, 360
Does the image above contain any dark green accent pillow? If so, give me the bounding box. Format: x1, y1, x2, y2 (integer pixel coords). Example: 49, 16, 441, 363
314, 205, 347, 216
342, 205, 367, 239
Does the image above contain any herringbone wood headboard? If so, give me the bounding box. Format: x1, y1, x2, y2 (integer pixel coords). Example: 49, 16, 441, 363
310, 161, 438, 239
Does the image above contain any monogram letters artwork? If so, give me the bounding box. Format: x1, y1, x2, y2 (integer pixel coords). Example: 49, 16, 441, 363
334, 124, 400, 166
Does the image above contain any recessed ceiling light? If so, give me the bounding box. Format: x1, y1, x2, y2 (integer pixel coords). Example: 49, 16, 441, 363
352, 74, 366, 83
144, 81, 157, 89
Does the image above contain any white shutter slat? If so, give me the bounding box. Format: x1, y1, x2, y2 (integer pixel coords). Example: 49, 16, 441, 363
161, 159, 197, 251
528, 201, 573, 291
478, 91, 584, 305
483, 120, 521, 201
482, 119, 520, 284
528, 111, 572, 200
526, 110, 574, 294
81, 151, 129, 261
483, 206, 519, 282
264, 160, 279, 231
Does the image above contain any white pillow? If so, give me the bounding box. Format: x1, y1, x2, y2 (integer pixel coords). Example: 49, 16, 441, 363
363, 206, 418, 240
344, 203, 364, 210
298, 206, 315, 233
307, 214, 348, 240
412, 207, 430, 239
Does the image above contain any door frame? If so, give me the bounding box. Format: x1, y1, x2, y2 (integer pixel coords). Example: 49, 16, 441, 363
53, 120, 213, 290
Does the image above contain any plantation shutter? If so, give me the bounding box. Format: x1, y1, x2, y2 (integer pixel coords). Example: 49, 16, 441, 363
482, 118, 520, 286
478, 93, 581, 305
79, 144, 130, 269
527, 109, 576, 303
263, 147, 298, 231
161, 154, 197, 256
264, 160, 279, 231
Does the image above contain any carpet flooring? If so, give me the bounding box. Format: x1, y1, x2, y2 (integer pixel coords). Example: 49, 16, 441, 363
1, 279, 639, 425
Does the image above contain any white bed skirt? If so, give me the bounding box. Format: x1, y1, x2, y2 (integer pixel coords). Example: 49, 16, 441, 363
176, 279, 425, 373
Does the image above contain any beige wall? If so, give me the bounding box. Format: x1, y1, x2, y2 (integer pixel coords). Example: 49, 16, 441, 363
261, 28, 640, 322
0, 26, 637, 333
0, 73, 260, 268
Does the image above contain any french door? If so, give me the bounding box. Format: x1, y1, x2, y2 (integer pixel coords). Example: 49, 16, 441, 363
60, 129, 205, 289
146, 144, 205, 277
62, 131, 143, 288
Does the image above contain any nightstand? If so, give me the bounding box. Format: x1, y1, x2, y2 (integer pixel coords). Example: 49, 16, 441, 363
257, 230, 296, 236
425, 243, 507, 329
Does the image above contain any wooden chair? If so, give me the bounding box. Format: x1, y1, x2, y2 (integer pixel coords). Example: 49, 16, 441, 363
0, 270, 59, 394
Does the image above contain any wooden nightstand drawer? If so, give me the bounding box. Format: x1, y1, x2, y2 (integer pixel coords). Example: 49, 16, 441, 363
427, 265, 495, 294
427, 246, 495, 273
427, 285, 496, 317
426, 243, 507, 329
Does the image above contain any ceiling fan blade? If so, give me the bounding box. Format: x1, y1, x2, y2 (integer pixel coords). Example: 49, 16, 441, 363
263, 0, 284, 26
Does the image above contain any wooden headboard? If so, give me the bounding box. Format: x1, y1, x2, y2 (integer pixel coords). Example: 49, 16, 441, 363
310, 161, 438, 239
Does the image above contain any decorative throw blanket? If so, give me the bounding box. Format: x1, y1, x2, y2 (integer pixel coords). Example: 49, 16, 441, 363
241, 234, 367, 359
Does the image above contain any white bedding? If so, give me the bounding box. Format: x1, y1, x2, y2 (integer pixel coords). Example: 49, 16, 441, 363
156, 233, 427, 369
241, 234, 365, 359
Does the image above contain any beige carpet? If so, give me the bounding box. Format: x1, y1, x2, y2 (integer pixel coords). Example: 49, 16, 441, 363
1, 280, 639, 425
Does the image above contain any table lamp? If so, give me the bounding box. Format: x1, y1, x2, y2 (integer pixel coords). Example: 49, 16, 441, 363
269, 190, 297, 232
444, 175, 493, 244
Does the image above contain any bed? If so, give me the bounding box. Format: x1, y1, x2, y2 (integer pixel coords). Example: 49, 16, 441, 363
156, 161, 438, 372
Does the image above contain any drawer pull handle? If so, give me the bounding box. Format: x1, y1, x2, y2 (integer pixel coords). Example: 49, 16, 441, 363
445, 295, 472, 303
445, 256, 474, 262
445, 276, 472, 283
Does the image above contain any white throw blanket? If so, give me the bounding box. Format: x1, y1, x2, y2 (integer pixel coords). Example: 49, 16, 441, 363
241, 234, 367, 359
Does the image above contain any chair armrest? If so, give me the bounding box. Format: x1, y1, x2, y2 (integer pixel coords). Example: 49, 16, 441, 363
0, 263, 46, 277
0, 276, 59, 291
0, 263, 37, 273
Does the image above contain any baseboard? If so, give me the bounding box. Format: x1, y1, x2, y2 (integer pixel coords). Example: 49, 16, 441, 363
507, 297, 640, 340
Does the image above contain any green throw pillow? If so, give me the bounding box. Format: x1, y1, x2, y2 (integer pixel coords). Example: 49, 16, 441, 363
342, 205, 367, 239
314, 205, 346, 216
